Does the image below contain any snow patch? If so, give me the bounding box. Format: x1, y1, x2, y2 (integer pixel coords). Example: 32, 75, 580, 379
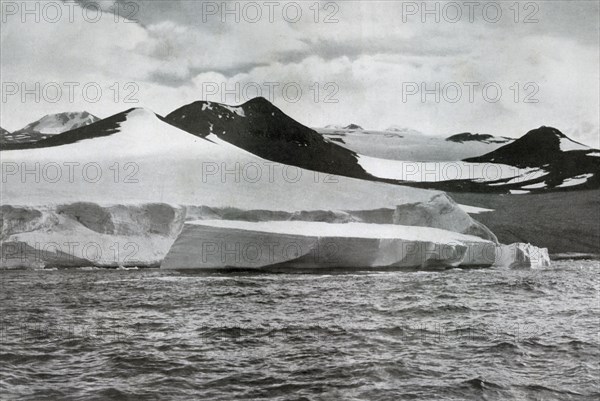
357, 155, 538, 183
558, 174, 594, 188
520, 181, 546, 190
559, 137, 589, 152
220, 105, 246, 117
488, 169, 548, 186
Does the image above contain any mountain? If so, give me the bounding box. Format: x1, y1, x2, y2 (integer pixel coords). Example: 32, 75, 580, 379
344, 124, 363, 130
0, 127, 10, 143
1, 111, 100, 144
446, 133, 512, 144
464, 126, 599, 190
165, 97, 373, 181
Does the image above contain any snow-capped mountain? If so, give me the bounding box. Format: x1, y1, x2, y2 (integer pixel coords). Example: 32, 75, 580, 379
464, 126, 599, 190
446, 133, 513, 144
165, 98, 373, 181
465, 127, 595, 166
1, 111, 100, 144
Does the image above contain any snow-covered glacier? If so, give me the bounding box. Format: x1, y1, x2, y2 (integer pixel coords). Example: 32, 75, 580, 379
161, 220, 497, 271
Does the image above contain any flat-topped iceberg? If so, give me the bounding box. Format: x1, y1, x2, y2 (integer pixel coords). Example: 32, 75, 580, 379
161, 220, 497, 271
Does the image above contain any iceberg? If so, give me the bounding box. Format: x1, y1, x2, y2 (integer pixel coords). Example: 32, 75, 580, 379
161, 220, 497, 271
494, 243, 551, 269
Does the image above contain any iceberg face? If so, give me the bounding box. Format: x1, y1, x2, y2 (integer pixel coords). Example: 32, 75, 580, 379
1, 202, 496, 269
494, 243, 551, 269
161, 220, 497, 271
0, 203, 186, 268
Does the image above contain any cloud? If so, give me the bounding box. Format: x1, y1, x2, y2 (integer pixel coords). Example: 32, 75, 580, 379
1, 1, 598, 146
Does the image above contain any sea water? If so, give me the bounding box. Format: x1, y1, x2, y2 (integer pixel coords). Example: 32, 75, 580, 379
1, 260, 598, 400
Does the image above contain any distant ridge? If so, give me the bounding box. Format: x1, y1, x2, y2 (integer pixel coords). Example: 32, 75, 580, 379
0, 110, 132, 150
1, 111, 100, 145
324, 124, 364, 130
447, 133, 512, 144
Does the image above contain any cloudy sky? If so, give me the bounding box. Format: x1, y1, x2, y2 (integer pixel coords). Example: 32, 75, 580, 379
1, 0, 599, 146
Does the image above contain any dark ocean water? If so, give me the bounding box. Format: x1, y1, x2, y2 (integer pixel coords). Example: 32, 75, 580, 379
1, 261, 599, 400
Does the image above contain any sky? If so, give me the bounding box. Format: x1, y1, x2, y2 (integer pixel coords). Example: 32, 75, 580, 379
1, 0, 599, 146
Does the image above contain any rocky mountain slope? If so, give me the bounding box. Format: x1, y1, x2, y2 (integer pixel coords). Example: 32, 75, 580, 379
165, 98, 373, 181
